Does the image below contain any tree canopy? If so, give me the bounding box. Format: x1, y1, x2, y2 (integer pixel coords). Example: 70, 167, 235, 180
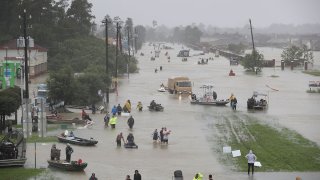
241, 50, 264, 72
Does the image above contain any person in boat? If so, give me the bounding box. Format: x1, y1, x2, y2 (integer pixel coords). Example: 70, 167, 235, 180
191, 93, 197, 101
117, 104, 122, 115
126, 133, 136, 146
50, 144, 60, 160
111, 105, 117, 116
116, 132, 125, 147
69, 131, 74, 137
127, 116, 135, 129
109, 115, 117, 129
150, 100, 157, 109
212, 91, 217, 100
65, 144, 73, 162
152, 129, 159, 142
81, 109, 91, 121
136, 101, 143, 111
104, 112, 110, 127
89, 173, 98, 180
124, 100, 132, 113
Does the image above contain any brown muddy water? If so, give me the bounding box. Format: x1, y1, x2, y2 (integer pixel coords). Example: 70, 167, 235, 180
25, 43, 320, 180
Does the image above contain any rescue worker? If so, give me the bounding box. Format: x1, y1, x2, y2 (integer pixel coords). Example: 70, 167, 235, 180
127, 116, 135, 129
50, 144, 60, 160
136, 101, 143, 111
65, 144, 73, 162
111, 105, 117, 116
109, 115, 117, 129
150, 100, 156, 109
193, 172, 203, 180
229, 93, 235, 107
104, 112, 110, 127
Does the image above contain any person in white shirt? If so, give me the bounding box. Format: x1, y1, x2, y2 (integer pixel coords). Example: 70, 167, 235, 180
245, 150, 257, 175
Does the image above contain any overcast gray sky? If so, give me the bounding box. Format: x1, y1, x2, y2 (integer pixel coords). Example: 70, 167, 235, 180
89, 0, 320, 27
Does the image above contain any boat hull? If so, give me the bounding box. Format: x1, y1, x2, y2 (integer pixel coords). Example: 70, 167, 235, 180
57, 136, 98, 146
47, 160, 87, 171
190, 100, 229, 106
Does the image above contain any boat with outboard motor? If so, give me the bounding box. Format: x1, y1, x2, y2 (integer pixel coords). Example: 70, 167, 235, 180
190, 85, 229, 106
47, 160, 87, 171
247, 91, 268, 110
57, 135, 98, 146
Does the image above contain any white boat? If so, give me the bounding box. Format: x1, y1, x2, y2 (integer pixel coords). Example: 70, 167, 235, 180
158, 86, 166, 92
190, 85, 229, 106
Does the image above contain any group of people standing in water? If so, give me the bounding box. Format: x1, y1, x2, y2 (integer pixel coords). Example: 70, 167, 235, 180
152, 127, 171, 144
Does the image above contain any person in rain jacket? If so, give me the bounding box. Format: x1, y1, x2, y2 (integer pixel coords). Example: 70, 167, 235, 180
136, 101, 143, 111
109, 115, 117, 128
124, 100, 132, 113
111, 105, 117, 116
117, 104, 122, 115
127, 116, 134, 129
193, 172, 203, 180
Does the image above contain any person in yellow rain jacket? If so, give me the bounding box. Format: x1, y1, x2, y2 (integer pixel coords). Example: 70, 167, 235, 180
193, 172, 203, 180
123, 100, 132, 113
109, 115, 117, 128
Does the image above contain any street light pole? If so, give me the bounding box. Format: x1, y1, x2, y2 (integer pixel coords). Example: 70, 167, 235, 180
115, 22, 119, 95
102, 17, 109, 104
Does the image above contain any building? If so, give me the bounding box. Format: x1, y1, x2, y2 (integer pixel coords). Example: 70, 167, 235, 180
0, 38, 48, 78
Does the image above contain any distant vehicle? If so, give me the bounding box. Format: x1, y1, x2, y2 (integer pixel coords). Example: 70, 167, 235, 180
167, 77, 192, 94
177, 50, 190, 57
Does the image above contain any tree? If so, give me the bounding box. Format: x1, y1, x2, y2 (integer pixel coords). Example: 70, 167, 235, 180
241, 50, 264, 72
281, 45, 303, 64
134, 25, 146, 50
0, 87, 21, 133
66, 0, 95, 36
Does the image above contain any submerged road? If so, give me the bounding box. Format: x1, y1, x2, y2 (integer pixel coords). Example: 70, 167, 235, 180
25, 43, 320, 180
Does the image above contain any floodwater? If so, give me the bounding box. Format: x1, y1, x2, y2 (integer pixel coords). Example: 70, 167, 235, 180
25, 43, 320, 180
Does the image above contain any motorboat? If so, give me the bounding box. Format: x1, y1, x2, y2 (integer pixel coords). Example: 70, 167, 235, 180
247, 91, 268, 110
47, 160, 87, 171
190, 85, 229, 106
57, 135, 98, 146
124, 143, 138, 149
158, 86, 166, 92
148, 104, 164, 111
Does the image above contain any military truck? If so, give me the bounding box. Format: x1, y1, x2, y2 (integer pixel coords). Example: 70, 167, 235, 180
167, 77, 192, 94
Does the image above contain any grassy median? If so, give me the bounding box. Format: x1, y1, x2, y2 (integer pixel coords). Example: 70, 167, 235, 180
0, 167, 45, 180
214, 114, 320, 171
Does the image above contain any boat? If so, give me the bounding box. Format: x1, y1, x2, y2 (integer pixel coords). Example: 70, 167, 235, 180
124, 143, 138, 149
47, 116, 85, 124
198, 59, 208, 65
150, 57, 155, 61
148, 104, 164, 111
182, 58, 187, 62
47, 160, 87, 171
247, 91, 268, 110
190, 85, 230, 106
57, 135, 98, 146
0, 130, 27, 167
158, 86, 166, 92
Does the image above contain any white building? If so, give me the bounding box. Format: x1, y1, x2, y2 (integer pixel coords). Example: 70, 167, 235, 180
0, 38, 47, 78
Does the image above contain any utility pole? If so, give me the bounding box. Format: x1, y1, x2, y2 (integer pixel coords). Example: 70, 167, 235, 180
102, 17, 109, 104
134, 27, 138, 54
115, 22, 119, 95
22, 9, 31, 138
249, 19, 257, 74
127, 26, 130, 79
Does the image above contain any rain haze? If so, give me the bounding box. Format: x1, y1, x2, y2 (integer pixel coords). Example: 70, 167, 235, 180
90, 0, 320, 27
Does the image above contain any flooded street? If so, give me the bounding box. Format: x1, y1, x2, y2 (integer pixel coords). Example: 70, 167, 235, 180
26, 43, 320, 180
